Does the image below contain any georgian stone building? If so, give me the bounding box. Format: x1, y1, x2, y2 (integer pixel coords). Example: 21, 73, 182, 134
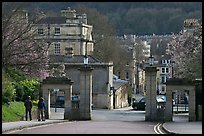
33, 8, 114, 109
35, 7, 94, 56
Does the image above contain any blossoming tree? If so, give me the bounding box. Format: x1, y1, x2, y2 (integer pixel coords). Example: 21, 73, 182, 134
2, 6, 50, 79
167, 23, 202, 79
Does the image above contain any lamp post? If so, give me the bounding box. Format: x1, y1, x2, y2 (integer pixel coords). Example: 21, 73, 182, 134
149, 55, 154, 66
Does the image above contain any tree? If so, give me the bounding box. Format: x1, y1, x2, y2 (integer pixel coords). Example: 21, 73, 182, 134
75, 4, 129, 73
167, 24, 202, 79
2, 3, 50, 79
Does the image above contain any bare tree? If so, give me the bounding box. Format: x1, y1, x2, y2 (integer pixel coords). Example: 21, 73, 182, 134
2, 4, 50, 79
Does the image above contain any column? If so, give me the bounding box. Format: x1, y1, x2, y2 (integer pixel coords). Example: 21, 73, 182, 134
78, 65, 93, 120
145, 67, 159, 121
42, 85, 50, 119
165, 85, 173, 121
64, 80, 73, 120
189, 87, 196, 121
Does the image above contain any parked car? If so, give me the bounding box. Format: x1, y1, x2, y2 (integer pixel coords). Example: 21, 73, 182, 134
132, 97, 146, 110
55, 96, 65, 108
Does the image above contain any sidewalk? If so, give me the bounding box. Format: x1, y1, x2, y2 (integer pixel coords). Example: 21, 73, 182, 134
162, 113, 202, 134
2, 108, 68, 133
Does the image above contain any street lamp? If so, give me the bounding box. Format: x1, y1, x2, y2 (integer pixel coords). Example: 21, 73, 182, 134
84, 54, 88, 65
83, 40, 89, 65
149, 55, 154, 66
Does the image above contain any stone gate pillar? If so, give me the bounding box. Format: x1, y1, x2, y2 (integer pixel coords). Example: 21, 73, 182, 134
145, 67, 159, 121
41, 85, 50, 119
78, 65, 93, 120
64, 79, 74, 120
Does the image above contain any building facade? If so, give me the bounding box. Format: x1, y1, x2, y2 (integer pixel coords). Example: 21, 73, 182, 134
33, 8, 114, 109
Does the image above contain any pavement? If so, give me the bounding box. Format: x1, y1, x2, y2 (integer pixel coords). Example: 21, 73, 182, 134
2, 107, 202, 134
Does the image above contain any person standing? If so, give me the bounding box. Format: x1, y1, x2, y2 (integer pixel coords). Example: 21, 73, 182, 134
24, 96, 33, 121
37, 97, 46, 121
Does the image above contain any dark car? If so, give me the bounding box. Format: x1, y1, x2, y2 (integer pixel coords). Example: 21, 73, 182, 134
55, 96, 64, 107
132, 97, 146, 110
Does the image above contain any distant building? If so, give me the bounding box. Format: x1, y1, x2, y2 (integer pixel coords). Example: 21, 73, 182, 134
183, 18, 201, 33
112, 75, 129, 109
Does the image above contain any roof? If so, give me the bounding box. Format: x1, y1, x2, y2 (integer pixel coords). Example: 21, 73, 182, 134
165, 78, 195, 85
49, 55, 102, 64
113, 77, 128, 90
37, 17, 67, 24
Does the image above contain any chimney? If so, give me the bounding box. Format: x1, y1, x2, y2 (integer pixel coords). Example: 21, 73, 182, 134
61, 7, 76, 18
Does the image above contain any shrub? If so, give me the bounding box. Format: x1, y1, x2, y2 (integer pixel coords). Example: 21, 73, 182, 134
2, 69, 16, 104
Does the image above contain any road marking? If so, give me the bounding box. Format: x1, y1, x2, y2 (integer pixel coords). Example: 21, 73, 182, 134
154, 123, 165, 134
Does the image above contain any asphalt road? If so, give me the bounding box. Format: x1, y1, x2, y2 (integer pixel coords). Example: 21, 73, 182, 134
6, 108, 159, 134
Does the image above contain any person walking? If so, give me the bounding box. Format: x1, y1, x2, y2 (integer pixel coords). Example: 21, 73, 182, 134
24, 96, 33, 121
37, 97, 46, 121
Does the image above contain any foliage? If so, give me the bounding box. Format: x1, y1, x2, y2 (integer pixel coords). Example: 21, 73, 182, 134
15, 79, 40, 102
5, 2, 202, 35
167, 24, 202, 79
75, 5, 130, 74
2, 67, 41, 103
2, 4, 50, 80
2, 69, 16, 104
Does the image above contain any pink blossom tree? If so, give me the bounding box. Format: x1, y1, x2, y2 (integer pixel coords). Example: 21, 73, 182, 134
2, 5, 50, 80
167, 24, 202, 79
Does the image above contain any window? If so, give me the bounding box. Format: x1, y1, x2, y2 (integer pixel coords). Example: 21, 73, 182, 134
161, 86, 165, 92
166, 68, 169, 73
126, 72, 129, 80
54, 27, 60, 35
161, 76, 166, 83
54, 43, 60, 55
161, 68, 165, 73
38, 28, 44, 35
65, 47, 73, 56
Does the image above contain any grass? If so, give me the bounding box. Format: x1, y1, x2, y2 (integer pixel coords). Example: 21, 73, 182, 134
2, 101, 37, 122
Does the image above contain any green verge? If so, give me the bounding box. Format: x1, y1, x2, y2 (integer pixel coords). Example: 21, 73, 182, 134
2, 101, 37, 122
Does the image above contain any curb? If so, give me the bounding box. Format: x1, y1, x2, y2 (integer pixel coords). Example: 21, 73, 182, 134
2, 120, 69, 133
162, 123, 177, 134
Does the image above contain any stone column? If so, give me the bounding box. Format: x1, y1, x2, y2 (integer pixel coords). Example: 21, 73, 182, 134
145, 67, 159, 121
165, 85, 173, 121
188, 86, 196, 121
64, 79, 74, 120
41, 85, 50, 119
78, 65, 93, 120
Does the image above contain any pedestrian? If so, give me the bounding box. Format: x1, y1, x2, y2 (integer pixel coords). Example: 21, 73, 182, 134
24, 96, 33, 121
37, 97, 46, 121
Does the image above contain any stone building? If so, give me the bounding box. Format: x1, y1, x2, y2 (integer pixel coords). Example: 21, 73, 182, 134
34, 7, 114, 109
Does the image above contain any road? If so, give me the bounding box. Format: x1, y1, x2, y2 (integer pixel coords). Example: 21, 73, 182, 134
6, 108, 161, 134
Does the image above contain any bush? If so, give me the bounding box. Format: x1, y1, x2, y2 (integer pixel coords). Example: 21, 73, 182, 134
2, 68, 41, 103
19, 79, 40, 101
2, 69, 16, 104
